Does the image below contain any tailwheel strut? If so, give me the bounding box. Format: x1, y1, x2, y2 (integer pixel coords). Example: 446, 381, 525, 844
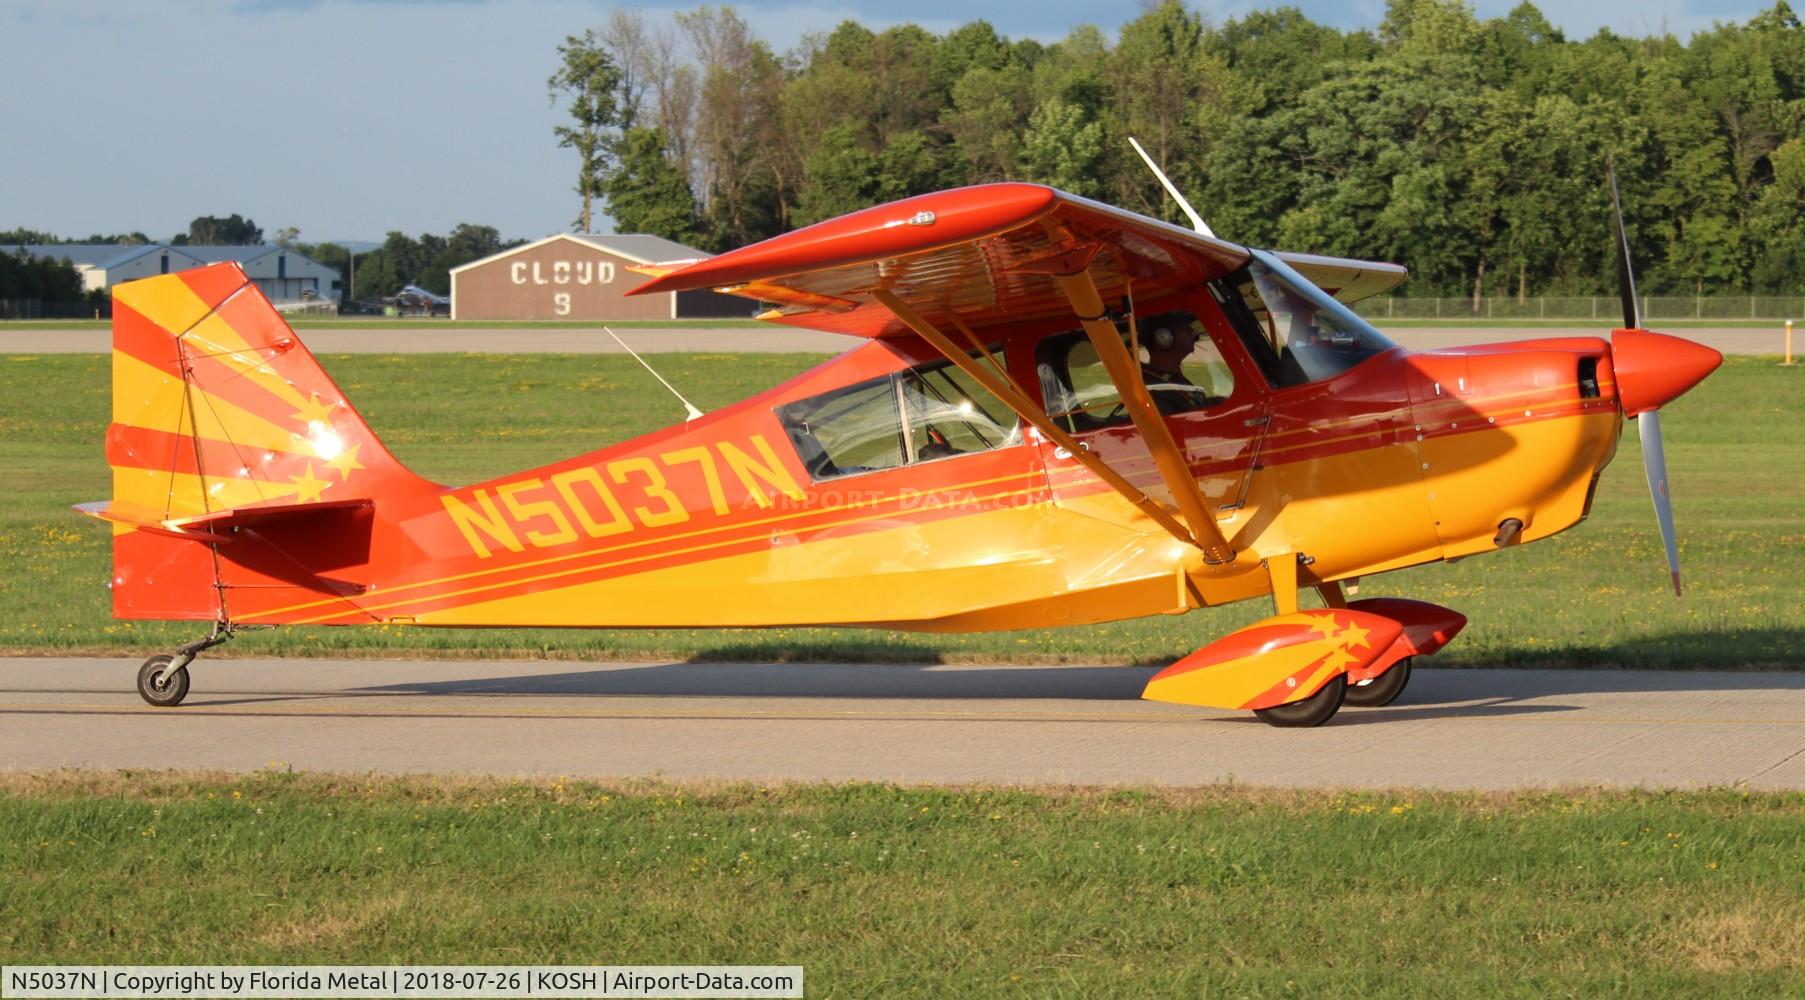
137, 620, 235, 708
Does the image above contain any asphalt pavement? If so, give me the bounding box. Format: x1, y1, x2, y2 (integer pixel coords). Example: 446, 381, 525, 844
3, 657, 1803, 789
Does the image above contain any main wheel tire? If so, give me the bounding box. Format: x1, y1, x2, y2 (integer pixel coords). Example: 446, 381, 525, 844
1253, 673, 1346, 728
137, 655, 190, 707
1344, 657, 1413, 708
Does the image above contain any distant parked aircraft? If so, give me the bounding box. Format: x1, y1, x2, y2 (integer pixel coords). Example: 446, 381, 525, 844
396, 284, 450, 317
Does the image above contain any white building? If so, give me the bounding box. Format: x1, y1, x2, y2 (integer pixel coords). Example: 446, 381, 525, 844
182, 246, 343, 303
2, 244, 343, 302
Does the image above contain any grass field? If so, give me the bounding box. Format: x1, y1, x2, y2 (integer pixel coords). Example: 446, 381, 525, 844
3, 772, 1803, 994
1, 352, 1799, 667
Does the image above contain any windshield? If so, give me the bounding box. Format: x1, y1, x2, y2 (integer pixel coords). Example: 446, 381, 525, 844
1215, 250, 1397, 388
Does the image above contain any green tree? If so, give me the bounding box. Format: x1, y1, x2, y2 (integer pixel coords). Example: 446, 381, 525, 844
180, 214, 261, 245
1109, 2, 1236, 221
1021, 99, 1107, 198
679, 6, 785, 248
944, 65, 1031, 182
605, 127, 706, 244
549, 29, 625, 233
0, 249, 83, 301
794, 125, 881, 226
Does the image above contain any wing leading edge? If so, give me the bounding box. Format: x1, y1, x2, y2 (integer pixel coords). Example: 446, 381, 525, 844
628, 183, 1253, 339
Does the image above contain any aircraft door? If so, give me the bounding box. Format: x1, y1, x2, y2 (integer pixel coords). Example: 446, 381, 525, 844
1030, 313, 1263, 537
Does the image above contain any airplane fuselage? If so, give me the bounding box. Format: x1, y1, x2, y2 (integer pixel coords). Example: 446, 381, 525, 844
109, 278, 1623, 633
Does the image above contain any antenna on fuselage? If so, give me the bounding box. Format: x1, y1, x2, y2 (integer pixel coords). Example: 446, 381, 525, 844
601, 325, 705, 422
1128, 136, 1214, 238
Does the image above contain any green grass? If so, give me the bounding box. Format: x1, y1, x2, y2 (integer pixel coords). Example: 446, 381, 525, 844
1, 352, 1800, 667
3, 773, 1804, 994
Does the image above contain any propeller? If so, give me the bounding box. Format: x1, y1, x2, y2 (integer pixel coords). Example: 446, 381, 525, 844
1605, 158, 1720, 597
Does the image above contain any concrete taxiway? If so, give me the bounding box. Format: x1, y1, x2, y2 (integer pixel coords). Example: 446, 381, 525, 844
3, 657, 1803, 790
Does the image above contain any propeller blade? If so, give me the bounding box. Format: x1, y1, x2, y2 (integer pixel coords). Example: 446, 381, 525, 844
1637, 408, 1683, 597
1607, 157, 1642, 330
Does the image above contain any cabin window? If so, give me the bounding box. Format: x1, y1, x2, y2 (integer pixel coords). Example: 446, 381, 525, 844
899, 359, 1020, 459
1210, 259, 1396, 388
778, 352, 1018, 480
1034, 311, 1235, 432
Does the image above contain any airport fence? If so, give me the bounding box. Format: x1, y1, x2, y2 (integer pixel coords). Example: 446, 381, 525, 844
1352, 295, 1805, 321
0, 298, 109, 320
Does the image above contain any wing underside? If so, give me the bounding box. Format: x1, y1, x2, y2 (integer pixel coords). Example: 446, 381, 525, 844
630, 185, 1405, 338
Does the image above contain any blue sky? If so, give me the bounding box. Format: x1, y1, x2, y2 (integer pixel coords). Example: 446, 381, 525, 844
1, 0, 1770, 245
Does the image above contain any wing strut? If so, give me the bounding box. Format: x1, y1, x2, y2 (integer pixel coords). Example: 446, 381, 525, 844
871, 289, 1201, 550
1050, 268, 1235, 564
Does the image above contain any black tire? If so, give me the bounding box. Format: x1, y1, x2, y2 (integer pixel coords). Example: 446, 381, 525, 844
137, 655, 190, 707
1344, 657, 1412, 708
1253, 673, 1346, 728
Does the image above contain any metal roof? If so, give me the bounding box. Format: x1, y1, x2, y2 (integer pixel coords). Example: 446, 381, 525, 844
0, 243, 331, 273
181, 245, 281, 264
573, 233, 711, 264
448, 232, 714, 278
0, 244, 163, 268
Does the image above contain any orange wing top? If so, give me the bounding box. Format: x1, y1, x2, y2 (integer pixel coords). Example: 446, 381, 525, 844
627, 183, 1253, 339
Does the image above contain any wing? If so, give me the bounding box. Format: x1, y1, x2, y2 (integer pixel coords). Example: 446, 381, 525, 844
1272, 251, 1407, 304
628, 183, 1252, 338
633, 184, 1247, 566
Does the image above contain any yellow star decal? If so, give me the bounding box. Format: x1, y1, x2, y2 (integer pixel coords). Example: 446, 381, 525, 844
290, 392, 337, 426
1322, 646, 1361, 672
325, 442, 365, 482
1307, 614, 1340, 640
1334, 621, 1374, 651
287, 463, 330, 504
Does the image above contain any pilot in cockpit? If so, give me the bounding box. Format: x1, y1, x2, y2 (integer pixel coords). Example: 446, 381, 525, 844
1139, 313, 1215, 415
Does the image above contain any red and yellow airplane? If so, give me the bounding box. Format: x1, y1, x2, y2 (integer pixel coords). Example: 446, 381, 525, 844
78, 170, 1720, 726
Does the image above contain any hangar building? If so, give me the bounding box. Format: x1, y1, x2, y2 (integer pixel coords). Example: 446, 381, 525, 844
448, 233, 745, 321
1, 243, 342, 302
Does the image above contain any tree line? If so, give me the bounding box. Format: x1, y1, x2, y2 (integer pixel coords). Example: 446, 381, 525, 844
1, 220, 517, 302
295, 225, 519, 299
553, 0, 1805, 299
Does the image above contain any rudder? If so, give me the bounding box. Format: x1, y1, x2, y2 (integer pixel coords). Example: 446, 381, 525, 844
84, 263, 425, 620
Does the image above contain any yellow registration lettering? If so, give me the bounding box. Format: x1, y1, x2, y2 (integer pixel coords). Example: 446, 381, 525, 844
441, 489, 524, 559
608, 456, 689, 527
661, 446, 729, 516
719, 434, 806, 508
550, 467, 632, 538
497, 478, 578, 548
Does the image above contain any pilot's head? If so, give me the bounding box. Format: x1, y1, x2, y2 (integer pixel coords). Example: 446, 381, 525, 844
1145, 316, 1200, 369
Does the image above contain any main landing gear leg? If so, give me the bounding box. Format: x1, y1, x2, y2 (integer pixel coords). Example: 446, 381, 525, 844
136, 620, 235, 708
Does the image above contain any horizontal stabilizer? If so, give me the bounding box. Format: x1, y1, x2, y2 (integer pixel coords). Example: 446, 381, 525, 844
74, 500, 230, 542
74, 497, 373, 545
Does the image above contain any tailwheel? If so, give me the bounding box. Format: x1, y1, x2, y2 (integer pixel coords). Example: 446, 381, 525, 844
1253, 674, 1346, 728
1345, 657, 1412, 708
137, 654, 190, 708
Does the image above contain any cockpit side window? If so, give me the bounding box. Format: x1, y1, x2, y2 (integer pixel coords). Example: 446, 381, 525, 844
777, 375, 906, 480
1209, 259, 1397, 388
777, 349, 1018, 481
899, 358, 1020, 460
1034, 310, 1235, 432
